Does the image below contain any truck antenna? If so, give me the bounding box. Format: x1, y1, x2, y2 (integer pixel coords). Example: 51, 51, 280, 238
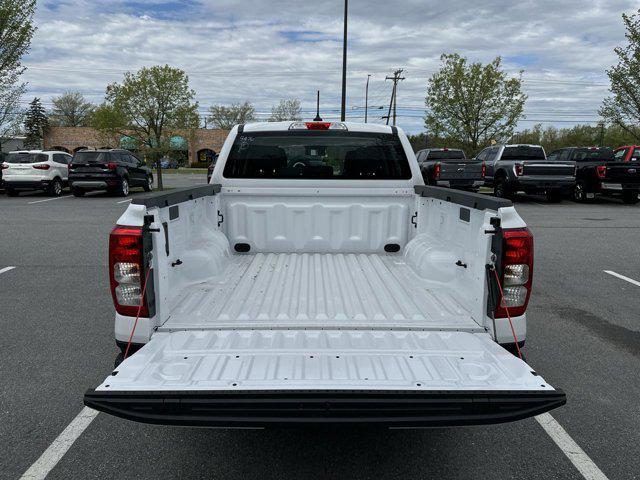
313, 90, 323, 121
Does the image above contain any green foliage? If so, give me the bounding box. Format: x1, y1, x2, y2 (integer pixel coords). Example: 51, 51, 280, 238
509, 123, 637, 152
207, 102, 255, 129
23, 97, 48, 149
0, 0, 36, 145
269, 99, 302, 122
600, 9, 640, 142
90, 65, 199, 189
425, 53, 527, 152
50, 91, 95, 127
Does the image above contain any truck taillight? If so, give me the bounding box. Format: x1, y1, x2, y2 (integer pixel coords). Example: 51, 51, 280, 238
514, 163, 523, 176
109, 226, 150, 318
434, 162, 441, 180
596, 165, 607, 179
289, 121, 348, 131
481, 161, 486, 178
495, 228, 533, 319
33, 164, 50, 170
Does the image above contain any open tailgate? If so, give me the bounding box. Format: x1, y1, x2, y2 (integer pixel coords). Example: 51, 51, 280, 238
85, 330, 565, 427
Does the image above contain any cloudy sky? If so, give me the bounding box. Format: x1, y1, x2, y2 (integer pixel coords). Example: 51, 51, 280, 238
20, 0, 639, 133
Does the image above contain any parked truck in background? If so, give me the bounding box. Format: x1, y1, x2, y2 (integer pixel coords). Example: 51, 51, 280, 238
416, 148, 485, 191
479, 144, 575, 202
613, 145, 640, 163
548, 146, 640, 204
85, 121, 565, 428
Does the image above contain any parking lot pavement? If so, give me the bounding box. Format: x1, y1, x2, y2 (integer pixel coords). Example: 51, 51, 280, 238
1, 189, 638, 479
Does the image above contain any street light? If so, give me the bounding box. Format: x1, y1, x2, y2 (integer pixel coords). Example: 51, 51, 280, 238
340, 0, 348, 122
364, 74, 372, 123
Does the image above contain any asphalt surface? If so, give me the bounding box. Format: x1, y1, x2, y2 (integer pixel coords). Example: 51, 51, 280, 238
1, 178, 638, 479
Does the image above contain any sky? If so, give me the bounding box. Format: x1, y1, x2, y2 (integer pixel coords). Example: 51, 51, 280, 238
19, 0, 640, 134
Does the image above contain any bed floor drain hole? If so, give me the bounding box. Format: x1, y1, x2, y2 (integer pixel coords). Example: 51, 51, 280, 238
234, 243, 251, 253
384, 243, 401, 253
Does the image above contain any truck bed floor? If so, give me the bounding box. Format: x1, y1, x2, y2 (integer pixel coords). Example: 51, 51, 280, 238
162, 253, 480, 331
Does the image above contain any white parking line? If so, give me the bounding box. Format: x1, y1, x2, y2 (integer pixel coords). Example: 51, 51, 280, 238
0, 266, 16, 275
604, 270, 640, 287
28, 195, 72, 205
536, 413, 609, 480
19, 407, 99, 480
117, 198, 132, 204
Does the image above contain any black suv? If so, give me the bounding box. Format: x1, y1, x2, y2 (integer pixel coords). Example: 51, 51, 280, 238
69, 149, 153, 197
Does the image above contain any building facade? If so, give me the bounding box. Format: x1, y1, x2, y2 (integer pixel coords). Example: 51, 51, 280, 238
43, 127, 229, 165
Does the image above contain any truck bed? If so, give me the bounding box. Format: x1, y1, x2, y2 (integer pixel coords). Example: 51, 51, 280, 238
161, 252, 481, 331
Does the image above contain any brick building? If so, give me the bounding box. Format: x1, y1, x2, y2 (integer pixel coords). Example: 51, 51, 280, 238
43, 126, 228, 165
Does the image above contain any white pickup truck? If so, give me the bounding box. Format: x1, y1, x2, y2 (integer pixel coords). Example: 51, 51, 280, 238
85, 121, 565, 427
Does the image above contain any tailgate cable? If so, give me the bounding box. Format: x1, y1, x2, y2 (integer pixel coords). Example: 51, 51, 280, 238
488, 265, 523, 359
123, 266, 153, 359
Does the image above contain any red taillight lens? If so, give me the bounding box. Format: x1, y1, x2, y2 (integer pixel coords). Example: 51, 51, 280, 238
32, 164, 50, 170
107, 162, 118, 170
305, 122, 332, 130
495, 228, 533, 319
596, 165, 607, 179
514, 163, 523, 176
109, 226, 149, 318
434, 162, 441, 180
481, 161, 486, 178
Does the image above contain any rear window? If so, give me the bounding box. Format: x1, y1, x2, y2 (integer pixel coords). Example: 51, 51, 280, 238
427, 150, 466, 160
500, 146, 545, 161
6, 153, 48, 164
573, 148, 614, 162
73, 152, 110, 164
223, 132, 411, 179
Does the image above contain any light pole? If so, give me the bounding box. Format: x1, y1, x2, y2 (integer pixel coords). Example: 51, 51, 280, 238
365, 74, 371, 123
340, 0, 348, 121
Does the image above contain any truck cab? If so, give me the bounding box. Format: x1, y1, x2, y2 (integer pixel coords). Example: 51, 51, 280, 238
85, 122, 565, 427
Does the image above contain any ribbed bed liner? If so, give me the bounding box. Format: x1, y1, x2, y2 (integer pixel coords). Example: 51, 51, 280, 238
162, 253, 480, 330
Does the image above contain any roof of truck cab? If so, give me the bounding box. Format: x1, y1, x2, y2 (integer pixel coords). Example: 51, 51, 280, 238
239, 121, 398, 134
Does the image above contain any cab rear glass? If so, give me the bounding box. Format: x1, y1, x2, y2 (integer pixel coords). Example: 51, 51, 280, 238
6, 153, 48, 164
73, 152, 110, 164
573, 148, 614, 162
223, 131, 411, 179
427, 150, 466, 160
500, 146, 546, 161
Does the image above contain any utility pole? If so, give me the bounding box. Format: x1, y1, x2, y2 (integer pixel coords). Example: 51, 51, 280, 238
340, 0, 348, 121
383, 69, 404, 126
365, 74, 371, 123
598, 121, 605, 147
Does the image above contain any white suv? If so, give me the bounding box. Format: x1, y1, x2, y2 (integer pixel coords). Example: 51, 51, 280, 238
1, 150, 73, 196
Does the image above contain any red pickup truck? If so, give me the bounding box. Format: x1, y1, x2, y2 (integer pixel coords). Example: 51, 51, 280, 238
614, 146, 640, 162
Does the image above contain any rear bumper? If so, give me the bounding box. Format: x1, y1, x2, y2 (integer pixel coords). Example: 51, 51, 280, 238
436, 180, 484, 189
2, 179, 54, 190
84, 389, 566, 428
600, 182, 640, 192
70, 180, 109, 189
517, 176, 575, 191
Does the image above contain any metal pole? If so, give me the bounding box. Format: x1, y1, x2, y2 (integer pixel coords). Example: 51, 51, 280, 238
365, 74, 371, 123
340, 0, 348, 121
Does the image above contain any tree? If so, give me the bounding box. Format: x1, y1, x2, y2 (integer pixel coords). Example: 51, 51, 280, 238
23, 97, 48, 149
425, 54, 527, 153
0, 0, 36, 150
92, 65, 199, 189
50, 91, 94, 127
269, 98, 302, 121
207, 102, 255, 129
600, 9, 640, 142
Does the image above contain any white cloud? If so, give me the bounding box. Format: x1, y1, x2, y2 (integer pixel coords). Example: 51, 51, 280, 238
21, 0, 640, 133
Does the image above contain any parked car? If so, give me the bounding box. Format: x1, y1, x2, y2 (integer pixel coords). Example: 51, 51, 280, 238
160, 157, 179, 169
85, 121, 564, 428
68, 149, 153, 197
415, 148, 484, 191
613, 145, 640, 163
206, 154, 219, 184
1, 150, 72, 196
548, 146, 640, 204
479, 144, 575, 202
0, 152, 5, 190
